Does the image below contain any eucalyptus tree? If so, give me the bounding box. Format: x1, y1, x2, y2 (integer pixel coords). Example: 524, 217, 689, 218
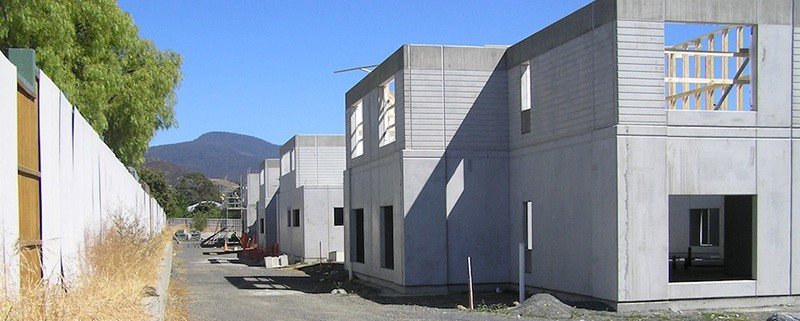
0, 0, 183, 165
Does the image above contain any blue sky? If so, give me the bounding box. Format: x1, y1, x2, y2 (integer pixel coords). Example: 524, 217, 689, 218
118, 0, 597, 146
118, 1, 726, 147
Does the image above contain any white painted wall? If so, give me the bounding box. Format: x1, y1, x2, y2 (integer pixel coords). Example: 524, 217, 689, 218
0, 55, 166, 294
0, 53, 20, 295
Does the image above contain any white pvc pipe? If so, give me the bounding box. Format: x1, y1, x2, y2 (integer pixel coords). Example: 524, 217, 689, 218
467, 256, 474, 310
519, 243, 525, 303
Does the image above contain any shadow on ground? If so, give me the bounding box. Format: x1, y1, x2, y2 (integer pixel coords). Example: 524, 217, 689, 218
219, 261, 532, 309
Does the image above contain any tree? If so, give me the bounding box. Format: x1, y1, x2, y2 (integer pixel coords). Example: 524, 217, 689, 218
191, 202, 222, 219
137, 167, 186, 218
190, 212, 208, 232
0, 0, 183, 165
175, 172, 220, 205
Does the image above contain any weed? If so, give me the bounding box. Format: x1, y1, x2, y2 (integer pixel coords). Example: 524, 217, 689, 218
474, 300, 509, 314
0, 215, 173, 320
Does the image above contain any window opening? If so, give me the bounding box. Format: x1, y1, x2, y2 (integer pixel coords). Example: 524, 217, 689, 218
379, 78, 396, 146
350, 101, 364, 158
520, 63, 531, 134
333, 207, 344, 226
664, 24, 754, 111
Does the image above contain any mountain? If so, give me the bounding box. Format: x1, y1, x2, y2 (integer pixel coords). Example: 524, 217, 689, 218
146, 132, 280, 181
142, 158, 192, 185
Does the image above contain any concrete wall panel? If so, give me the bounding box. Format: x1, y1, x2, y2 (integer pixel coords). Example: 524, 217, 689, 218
617, 0, 663, 21
618, 136, 669, 302
445, 156, 510, 285
444, 69, 508, 151
665, 0, 756, 24
668, 138, 757, 195
277, 187, 304, 260
617, 20, 667, 126
405, 68, 445, 150
0, 54, 19, 294
511, 131, 618, 301
301, 187, 343, 259
38, 73, 62, 282
402, 157, 448, 286
755, 138, 792, 295
509, 22, 617, 151
755, 24, 793, 127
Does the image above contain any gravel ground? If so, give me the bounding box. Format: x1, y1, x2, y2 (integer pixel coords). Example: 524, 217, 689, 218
175, 242, 797, 321
178, 242, 517, 321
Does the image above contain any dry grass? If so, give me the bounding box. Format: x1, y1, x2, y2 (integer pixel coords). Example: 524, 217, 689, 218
1, 216, 173, 320
164, 252, 189, 321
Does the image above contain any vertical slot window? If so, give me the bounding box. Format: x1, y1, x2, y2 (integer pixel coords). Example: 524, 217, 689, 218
333, 207, 344, 226
381, 206, 394, 269
350, 101, 364, 158
292, 209, 300, 227
290, 149, 296, 172
280, 152, 290, 175
351, 209, 365, 263
378, 78, 396, 146
522, 201, 532, 273
520, 63, 531, 134
690, 208, 719, 247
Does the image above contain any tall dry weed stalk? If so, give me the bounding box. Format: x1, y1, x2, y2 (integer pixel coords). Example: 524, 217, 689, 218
0, 215, 171, 320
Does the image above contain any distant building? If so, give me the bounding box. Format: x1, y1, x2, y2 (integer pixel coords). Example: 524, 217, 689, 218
255, 159, 280, 247
241, 173, 260, 236
277, 135, 346, 262
186, 201, 222, 213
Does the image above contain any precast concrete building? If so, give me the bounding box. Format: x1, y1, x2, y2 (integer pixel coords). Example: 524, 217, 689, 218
241, 172, 260, 236
277, 135, 346, 262
255, 159, 280, 247
343, 0, 800, 310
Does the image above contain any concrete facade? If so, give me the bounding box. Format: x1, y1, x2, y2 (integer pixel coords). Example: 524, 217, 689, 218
255, 159, 280, 246
344, 0, 799, 310
277, 135, 346, 262
241, 172, 259, 236
345, 44, 511, 293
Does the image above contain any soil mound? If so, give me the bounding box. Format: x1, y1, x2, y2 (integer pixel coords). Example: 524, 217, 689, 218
510, 293, 575, 319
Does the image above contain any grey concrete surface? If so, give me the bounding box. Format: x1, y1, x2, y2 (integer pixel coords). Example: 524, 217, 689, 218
343, 0, 798, 310
145, 241, 174, 321
178, 242, 521, 321
177, 242, 799, 321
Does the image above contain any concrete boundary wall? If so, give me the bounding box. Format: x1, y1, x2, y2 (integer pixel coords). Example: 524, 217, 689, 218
0, 53, 166, 294
0, 51, 21, 295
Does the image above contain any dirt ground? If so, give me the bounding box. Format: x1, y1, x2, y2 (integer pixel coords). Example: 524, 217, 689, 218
172, 242, 797, 321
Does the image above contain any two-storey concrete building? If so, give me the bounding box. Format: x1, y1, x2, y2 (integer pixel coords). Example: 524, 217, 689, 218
241, 172, 260, 237
255, 159, 280, 247
278, 135, 346, 262
344, 0, 799, 310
